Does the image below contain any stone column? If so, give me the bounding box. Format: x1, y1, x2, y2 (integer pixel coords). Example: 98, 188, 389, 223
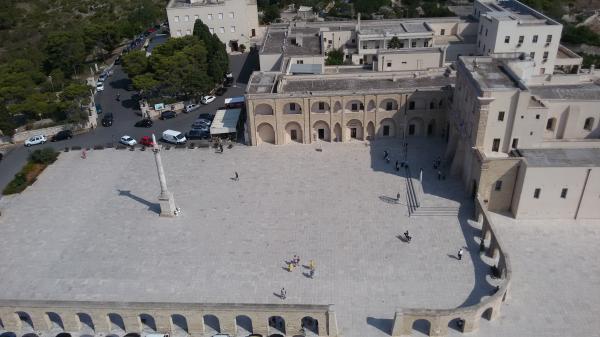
152, 134, 176, 217
326, 310, 338, 337
390, 312, 403, 337
89, 312, 109, 333
154, 313, 172, 333
59, 312, 81, 332
185, 312, 205, 336
30, 312, 50, 331
429, 318, 448, 337
217, 313, 237, 336
0, 312, 21, 331
462, 316, 479, 333
250, 313, 269, 337
122, 315, 141, 333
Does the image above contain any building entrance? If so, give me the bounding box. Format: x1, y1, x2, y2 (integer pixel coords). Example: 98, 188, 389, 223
318, 128, 325, 139
350, 128, 357, 138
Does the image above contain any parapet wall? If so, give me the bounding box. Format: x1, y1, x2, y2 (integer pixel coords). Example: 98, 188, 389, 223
0, 301, 337, 337
391, 196, 512, 337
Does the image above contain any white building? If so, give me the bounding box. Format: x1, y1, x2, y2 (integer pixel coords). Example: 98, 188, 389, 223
166, 0, 260, 52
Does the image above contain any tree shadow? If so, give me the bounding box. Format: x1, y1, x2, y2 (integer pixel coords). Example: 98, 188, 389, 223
366, 317, 393, 335
236, 48, 259, 85
117, 189, 160, 214
109, 78, 131, 90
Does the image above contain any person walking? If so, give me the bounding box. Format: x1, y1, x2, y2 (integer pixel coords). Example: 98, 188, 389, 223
280, 288, 286, 300
396, 192, 401, 202
81, 150, 87, 159
288, 262, 294, 272
395, 160, 400, 171
438, 170, 442, 180
234, 171, 239, 181
458, 248, 464, 260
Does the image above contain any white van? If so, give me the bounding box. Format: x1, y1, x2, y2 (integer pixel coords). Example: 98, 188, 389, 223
146, 334, 169, 337
162, 129, 187, 144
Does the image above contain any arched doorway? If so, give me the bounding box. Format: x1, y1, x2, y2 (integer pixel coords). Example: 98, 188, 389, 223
366, 122, 375, 140
448, 318, 464, 332
203, 315, 220, 334
411, 319, 431, 336
285, 122, 303, 143
301, 317, 319, 336
257, 123, 276, 145
171, 315, 188, 334
268, 316, 285, 336
313, 121, 330, 141
333, 101, 342, 113
139, 314, 156, 333
367, 99, 376, 112
346, 119, 363, 140
46, 312, 64, 330
77, 313, 94, 332
55, 333, 71, 337
481, 307, 494, 320
16, 312, 34, 331
427, 119, 436, 136
255, 104, 274, 115
407, 117, 424, 136
107, 313, 125, 333
379, 118, 396, 137
333, 123, 342, 142
236, 315, 253, 335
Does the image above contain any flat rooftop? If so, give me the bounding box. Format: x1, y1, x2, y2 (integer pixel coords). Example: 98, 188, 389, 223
280, 74, 453, 94
246, 72, 278, 94
461, 57, 519, 90
360, 22, 432, 36
262, 28, 322, 56
517, 148, 600, 167
481, 0, 558, 25
0, 139, 484, 337
529, 82, 600, 100
168, 0, 226, 9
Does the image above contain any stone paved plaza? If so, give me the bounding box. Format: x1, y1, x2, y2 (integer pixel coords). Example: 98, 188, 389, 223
0, 139, 598, 337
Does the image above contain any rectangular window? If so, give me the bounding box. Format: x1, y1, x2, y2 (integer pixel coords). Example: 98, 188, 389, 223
561, 188, 568, 198
318, 102, 325, 110
386, 101, 393, 111
530, 52, 535, 59
504, 36, 510, 43
387, 62, 392, 68
495, 180, 502, 191
492, 138, 500, 152
208, 14, 213, 20
440, 29, 445, 35
518, 35, 524, 44
383, 125, 390, 136
543, 51, 549, 60
533, 35, 538, 43
512, 138, 519, 148
290, 103, 296, 111
184, 15, 189, 21
424, 40, 429, 47
209, 28, 214, 34
409, 101, 415, 110
411, 41, 416, 48
536, 114, 540, 119
174, 16, 179, 22
194, 15, 199, 20
229, 12, 235, 19
218, 13, 223, 20
351, 103, 358, 111
219, 27, 225, 33
230, 26, 236, 33
534, 188, 541, 199
296, 60, 303, 64
546, 35, 552, 43
498, 111, 505, 121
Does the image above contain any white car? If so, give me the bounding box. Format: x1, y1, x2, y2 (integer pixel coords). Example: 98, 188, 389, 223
96, 82, 105, 92
201, 95, 216, 104
24, 135, 47, 147
119, 135, 137, 146
185, 104, 199, 113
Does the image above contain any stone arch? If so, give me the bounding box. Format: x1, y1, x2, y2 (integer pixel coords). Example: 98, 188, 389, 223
283, 102, 302, 114
77, 313, 93, 332
346, 119, 363, 140
46, 312, 64, 330
311, 101, 330, 113
333, 101, 342, 113
334, 123, 342, 142
255, 103, 274, 115
345, 99, 364, 113
379, 118, 396, 137
21, 334, 39, 337
407, 117, 425, 136
285, 121, 303, 143
301, 317, 319, 335
0, 333, 17, 337
313, 120, 331, 141
123, 333, 140, 337
139, 314, 156, 332
379, 98, 398, 111
366, 121, 375, 140
367, 99, 376, 112
448, 318, 465, 332
481, 307, 494, 321
107, 313, 125, 332
16, 312, 34, 331
427, 119, 436, 136
236, 315, 253, 335
171, 314, 188, 334
203, 315, 220, 334
257, 123, 276, 145
268, 316, 285, 335
56, 333, 71, 337
411, 319, 431, 336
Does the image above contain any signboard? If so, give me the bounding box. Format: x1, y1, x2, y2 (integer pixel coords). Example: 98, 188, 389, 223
154, 103, 165, 111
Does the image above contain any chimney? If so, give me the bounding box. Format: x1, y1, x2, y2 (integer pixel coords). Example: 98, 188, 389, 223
357, 13, 361, 33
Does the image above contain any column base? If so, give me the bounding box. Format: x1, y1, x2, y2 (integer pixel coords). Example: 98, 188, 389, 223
158, 192, 176, 217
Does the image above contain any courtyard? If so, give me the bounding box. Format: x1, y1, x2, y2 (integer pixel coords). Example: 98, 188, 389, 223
0, 138, 495, 337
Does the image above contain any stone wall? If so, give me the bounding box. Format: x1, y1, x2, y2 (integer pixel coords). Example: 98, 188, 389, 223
390, 196, 512, 337
0, 301, 337, 337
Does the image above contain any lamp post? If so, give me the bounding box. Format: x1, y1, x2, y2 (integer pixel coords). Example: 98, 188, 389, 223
151, 134, 177, 217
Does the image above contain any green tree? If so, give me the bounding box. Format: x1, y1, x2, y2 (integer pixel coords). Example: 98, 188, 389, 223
354, 0, 391, 15
325, 48, 344, 65
43, 31, 86, 77
132, 73, 160, 94
123, 50, 150, 77
193, 20, 229, 85
262, 5, 281, 24
388, 36, 403, 49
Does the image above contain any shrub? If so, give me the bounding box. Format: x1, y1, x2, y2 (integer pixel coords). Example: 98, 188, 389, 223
3, 173, 28, 195
29, 147, 59, 165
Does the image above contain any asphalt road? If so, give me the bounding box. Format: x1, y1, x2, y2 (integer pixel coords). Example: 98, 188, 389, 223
0, 51, 258, 195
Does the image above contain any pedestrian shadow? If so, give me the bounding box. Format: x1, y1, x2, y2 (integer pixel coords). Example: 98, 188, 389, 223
281, 266, 291, 272
396, 235, 409, 243
117, 189, 160, 214
302, 264, 310, 269
366, 317, 393, 335
272, 292, 284, 299
447, 254, 460, 260
379, 195, 399, 205
302, 271, 313, 278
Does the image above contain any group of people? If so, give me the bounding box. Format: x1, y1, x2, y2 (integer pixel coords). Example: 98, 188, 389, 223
280, 256, 316, 300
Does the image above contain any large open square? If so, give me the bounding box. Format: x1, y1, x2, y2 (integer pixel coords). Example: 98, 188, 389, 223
0, 139, 493, 337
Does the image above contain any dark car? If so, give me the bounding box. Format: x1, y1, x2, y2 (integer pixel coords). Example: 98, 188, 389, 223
126, 82, 135, 91
198, 113, 215, 121
159, 110, 176, 120
95, 104, 103, 114
51, 130, 73, 142
186, 129, 210, 140
134, 118, 153, 128
215, 87, 227, 96
114, 56, 122, 65
102, 113, 114, 127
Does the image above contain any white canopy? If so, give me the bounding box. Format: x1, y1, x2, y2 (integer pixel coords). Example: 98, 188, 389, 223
210, 109, 242, 135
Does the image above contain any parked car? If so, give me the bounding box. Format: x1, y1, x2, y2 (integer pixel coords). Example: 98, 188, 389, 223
95, 104, 103, 114
24, 135, 47, 147
185, 104, 199, 113
51, 130, 73, 142
201, 95, 216, 104
96, 82, 105, 92
192, 118, 211, 130
198, 113, 215, 121
186, 129, 210, 140
139, 136, 155, 147
134, 119, 153, 128
215, 87, 227, 96
162, 129, 186, 144
224, 72, 234, 87
98, 73, 108, 82
102, 113, 113, 127
119, 135, 137, 146
160, 110, 176, 120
